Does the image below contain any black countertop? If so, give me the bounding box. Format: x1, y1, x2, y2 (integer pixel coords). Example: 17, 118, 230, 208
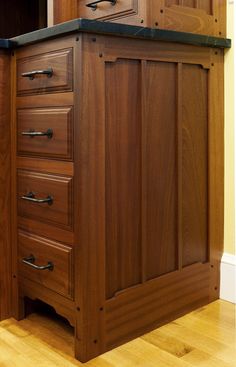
0, 39, 14, 49
0, 18, 232, 49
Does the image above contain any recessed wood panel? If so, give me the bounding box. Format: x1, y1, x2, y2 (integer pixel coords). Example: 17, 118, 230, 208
18, 170, 73, 229
17, 107, 73, 160
144, 61, 177, 280
17, 48, 73, 96
182, 64, 208, 267
165, 0, 213, 15
105, 59, 142, 299
18, 231, 73, 299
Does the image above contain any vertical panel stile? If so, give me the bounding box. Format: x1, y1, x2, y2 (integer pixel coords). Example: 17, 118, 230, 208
141, 59, 147, 284
75, 34, 106, 362
177, 63, 183, 271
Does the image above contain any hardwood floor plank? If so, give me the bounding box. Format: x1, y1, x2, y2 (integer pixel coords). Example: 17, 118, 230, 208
0, 301, 234, 366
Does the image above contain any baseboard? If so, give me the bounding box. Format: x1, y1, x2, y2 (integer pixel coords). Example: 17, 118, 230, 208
220, 253, 236, 304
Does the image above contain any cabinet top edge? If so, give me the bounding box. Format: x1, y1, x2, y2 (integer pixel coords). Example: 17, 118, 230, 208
0, 39, 15, 49
1, 18, 231, 49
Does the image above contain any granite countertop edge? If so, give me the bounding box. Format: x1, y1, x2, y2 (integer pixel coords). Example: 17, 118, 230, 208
0, 18, 232, 49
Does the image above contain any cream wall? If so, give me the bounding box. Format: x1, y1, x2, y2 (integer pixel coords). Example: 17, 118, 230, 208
224, 1, 235, 255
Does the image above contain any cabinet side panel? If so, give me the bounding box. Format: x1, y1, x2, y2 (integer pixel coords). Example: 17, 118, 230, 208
0, 51, 11, 320
105, 59, 142, 299
182, 64, 208, 267
145, 61, 178, 280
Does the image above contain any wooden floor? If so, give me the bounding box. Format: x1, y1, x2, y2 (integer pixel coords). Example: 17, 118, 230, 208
0, 300, 235, 367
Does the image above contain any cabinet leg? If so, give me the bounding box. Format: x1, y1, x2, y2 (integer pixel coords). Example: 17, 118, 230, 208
13, 296, 25, 321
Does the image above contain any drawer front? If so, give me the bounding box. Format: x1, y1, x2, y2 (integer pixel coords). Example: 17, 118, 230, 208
18, 231, 73, 299
79, 0, 139, 20
17, 107, 73, 160
18, 170, 73, 229
17, 48, 73, 96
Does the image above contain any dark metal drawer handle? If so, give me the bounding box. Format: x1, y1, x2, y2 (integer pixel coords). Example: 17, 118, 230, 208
21, 128, 53, 139
21, 68, 53, 80
21, 192, 53, 205
86, 0, 117, 11
22, 255, 54, 271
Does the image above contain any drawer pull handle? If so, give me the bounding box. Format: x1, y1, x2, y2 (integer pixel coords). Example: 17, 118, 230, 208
21, 128, 53, 139
21, 68, 53, 80
21, 192, 53, 205
22, 255, 54, 271
86, 0, 117, 11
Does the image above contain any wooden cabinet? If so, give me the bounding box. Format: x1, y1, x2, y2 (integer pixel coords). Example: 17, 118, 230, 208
52, 0, 226, 37
9, 26, 225, 362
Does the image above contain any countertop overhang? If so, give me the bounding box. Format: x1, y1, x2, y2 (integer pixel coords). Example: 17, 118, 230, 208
0, 18, 232, 49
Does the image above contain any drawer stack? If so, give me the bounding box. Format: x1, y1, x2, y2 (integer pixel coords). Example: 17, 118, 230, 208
13, 36, 77, 323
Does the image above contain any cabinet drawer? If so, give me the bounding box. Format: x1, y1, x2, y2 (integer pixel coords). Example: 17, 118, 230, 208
18, 231, 73, 299
79, 0, 139, 21
17, 48, 73, 96
18, 170, 73, 230
17, 107, 73, 160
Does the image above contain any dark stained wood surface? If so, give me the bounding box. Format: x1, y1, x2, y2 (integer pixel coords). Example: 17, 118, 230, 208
53, 0, 78, 25
17, 170, 73, 230
106, 263, 210, 349
18, 230, 73, 299
10, 32, 224, 363
0, 51, 11, 320
144, 61, 177, 280
76, 0, 226, 37
182, 64, 208, 267
105, 59, 142, 299
17, 106, 73, 160
17, 48, 73, 96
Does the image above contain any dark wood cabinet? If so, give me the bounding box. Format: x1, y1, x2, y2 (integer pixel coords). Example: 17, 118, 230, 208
6, 25, 225, 362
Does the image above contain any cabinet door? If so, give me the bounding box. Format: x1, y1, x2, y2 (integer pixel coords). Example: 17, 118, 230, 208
155, 0, 226, 37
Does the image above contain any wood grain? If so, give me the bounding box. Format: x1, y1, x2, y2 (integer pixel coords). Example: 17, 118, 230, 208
0, 300, 234, 366
17, 170, 73, 230
77, 0, 226, 36
10, 32, 225, 363
105, 59, 142, 299
106, 263, 210, 349
17, 107, 73, 160
17, 48, 73, 96
18, 230, 73, 299
182, 64, 208, 267
53, 0, 78, 24
0, 51, 11, 320
144, 60, 177, 280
